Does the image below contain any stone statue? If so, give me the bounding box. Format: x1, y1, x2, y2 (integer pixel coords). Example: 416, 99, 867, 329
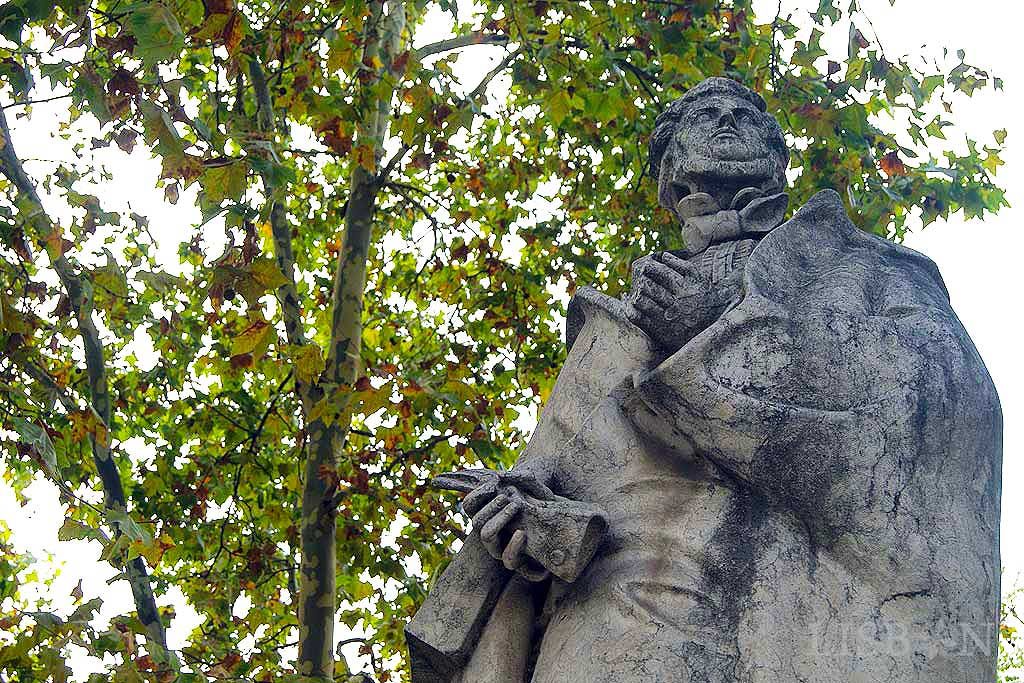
406, 77, 1002, 682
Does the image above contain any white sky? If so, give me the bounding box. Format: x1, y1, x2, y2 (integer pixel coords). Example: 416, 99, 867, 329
2, 0, 1023, 679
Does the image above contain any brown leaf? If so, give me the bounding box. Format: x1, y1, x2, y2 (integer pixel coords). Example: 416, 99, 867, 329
219, 651, 242, 672
853, 28, 870, 49
96, 31, 136, 56
410, 152, 432, 170
879, 151, 908, 177
162, 153, 205, 185
351, 467, 370, 493
793, 103, 826, 120
107, 68, 141, 96
317, 464, 340, 488
668, 9, 690, 24
221, 11, 244, 56
205, 0, 234, 15
323, 131, 352, 155
392, 50, 410, 73
229, 352, 253, 368
114, 129, 137, 153
164, 182, 180, 204
431, 104, 453, 125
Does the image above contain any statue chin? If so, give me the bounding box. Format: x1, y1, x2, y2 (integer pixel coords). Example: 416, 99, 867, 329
675, 155, 776, 183
666, 156, 781, 204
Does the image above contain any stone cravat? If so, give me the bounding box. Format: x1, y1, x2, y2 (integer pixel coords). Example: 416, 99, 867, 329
676, 187, 789, 255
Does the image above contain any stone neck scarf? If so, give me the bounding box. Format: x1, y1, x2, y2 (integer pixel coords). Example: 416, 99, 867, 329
676, 187, 790, 256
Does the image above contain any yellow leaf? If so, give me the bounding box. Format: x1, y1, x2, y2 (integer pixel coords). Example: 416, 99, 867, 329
547, 90, 572, 126
288, 344, 325, 383
201, 162, 247, 203
355, 144, 376, 172
192, 13, 230, 42
246, 258, 289, 290
44, 227, 65, 259
230, 316, 273, 358
307, 396, 335, 427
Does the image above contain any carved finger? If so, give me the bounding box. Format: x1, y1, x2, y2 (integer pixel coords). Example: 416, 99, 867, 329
641, 258, 694, 293
463, 482, 499, 517
638, 278, 675, 308
659, 251, 705, 281
480, 499, 522, 557
501, 471, 554, 501
632, 293, 667, 322
501, 529, 528, 570
625, 301, 649, 331
470, 493, 509, 532
630, 253, 657, 282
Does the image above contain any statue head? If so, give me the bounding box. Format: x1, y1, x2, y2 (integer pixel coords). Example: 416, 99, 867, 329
649, 77, 789, 217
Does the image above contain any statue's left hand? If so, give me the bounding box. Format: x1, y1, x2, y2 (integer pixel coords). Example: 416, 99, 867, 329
463, 471, 554, 579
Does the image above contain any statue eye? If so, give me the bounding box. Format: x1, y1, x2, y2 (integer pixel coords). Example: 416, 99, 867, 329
692, 109, 714, 123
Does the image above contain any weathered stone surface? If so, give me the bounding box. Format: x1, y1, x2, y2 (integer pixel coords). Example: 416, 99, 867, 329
407, 77, 1002, 682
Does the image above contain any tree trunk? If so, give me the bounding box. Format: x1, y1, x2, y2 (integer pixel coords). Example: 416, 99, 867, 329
296, 1, 405, 679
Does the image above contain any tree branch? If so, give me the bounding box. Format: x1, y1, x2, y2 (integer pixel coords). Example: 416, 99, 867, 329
0, 104, 167, 652
413, 31, 508, 60
246, 56, 316, 412
376, 47, 521, 185
466, 48, 521, 103
1, 93, 73, 110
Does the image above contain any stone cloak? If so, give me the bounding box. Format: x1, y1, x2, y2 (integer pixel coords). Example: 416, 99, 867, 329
407, 189, 1002, 682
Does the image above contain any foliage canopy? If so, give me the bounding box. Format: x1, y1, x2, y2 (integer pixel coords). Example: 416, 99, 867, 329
0, 0, 1010, 680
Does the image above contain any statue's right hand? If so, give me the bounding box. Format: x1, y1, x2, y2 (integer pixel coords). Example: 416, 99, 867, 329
626, 251, 710, 352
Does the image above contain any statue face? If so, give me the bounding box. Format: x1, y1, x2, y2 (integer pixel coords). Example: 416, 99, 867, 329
651, 81, 788, 217
673, 94, 774, 167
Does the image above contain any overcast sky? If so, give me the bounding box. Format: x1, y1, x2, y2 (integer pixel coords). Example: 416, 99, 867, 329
2, 0, 1022, 678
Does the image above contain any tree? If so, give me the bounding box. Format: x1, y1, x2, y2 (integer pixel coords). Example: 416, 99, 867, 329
0, 0, 1009, 681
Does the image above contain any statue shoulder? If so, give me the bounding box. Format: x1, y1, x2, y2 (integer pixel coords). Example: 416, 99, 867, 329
765, 189, 949, 303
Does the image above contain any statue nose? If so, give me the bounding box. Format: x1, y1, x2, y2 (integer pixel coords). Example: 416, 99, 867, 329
719, 111, 738, 129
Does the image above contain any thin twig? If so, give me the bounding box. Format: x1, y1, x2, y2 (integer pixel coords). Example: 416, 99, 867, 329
413, 31, 509, 60
1, 93, 74, 110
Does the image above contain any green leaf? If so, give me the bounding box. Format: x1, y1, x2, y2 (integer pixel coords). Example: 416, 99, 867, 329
201, 162, 248, 204
546, 90, 573, 127
13, 418, 58, 476
137, 269, 186, 294
105, 508, 152, 544
0, 58, 29, 96
126, 2, 185, 66
28, 611, 63, 629
90, 250, 130, 299
0, 0, 53, 43
69, 598, 103, 624
57, 518, 106, 543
